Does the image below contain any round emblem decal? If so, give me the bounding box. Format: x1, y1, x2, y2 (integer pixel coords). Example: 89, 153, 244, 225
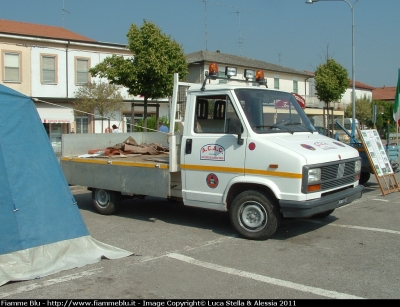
206, 173, 219, 189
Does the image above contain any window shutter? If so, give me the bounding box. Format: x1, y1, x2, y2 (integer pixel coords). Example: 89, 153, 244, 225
5, 68, 19, 81
42, 56, 56, 83
4, 53, 19, 67
4, 53, 20, 81
76, 59, 89, 83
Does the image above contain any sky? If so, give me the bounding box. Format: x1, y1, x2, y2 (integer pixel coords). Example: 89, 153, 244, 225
1, 0, 399, 88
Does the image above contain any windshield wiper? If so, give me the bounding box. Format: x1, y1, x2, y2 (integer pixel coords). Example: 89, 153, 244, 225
252, 125, 290, 131
283, 122, 301, 126
284, 122, 314, 133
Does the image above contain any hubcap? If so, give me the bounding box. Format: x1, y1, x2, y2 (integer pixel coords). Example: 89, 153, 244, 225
239, 202, 267, 232
95, 189, 110, 208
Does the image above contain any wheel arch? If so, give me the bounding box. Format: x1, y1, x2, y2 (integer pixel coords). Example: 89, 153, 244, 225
225, 181, 279, 211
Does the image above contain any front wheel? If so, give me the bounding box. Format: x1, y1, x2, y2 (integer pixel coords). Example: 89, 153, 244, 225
229, 190, 280, 240
92, 188, 121, 215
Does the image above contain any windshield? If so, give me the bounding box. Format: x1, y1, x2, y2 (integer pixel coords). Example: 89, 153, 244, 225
234, 88, 315, 134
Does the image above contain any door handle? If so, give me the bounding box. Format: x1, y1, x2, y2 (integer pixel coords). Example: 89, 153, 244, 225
185, 139, 192, 154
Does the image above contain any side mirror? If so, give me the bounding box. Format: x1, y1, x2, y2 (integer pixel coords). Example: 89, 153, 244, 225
228, 118, 244, 145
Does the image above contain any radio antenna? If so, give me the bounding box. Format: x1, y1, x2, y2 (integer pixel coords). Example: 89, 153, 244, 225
62, 0, 71, 28
235, 11, 242, 55
203, 0, 208, 51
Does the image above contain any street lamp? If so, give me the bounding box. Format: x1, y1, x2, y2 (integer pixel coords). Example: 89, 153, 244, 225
306, 0, 358, 144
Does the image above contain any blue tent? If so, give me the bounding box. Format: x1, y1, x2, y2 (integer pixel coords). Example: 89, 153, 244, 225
0, 84, 132, 286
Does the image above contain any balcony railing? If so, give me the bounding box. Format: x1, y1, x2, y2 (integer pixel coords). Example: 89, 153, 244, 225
304, 95, 347, 111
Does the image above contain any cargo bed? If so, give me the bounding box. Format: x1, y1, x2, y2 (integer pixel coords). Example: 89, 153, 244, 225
61, 133, 182, 199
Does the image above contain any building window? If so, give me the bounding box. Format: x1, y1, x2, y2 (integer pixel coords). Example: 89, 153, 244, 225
293, 80, 298, 94
76, 58, 90, 84
274, 78, 279, 90
3, 52, 20, 82
41, 54, 57, 84
76, 116, 89, 134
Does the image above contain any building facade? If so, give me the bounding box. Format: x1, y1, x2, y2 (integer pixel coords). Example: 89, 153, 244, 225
0, 19, 170, 155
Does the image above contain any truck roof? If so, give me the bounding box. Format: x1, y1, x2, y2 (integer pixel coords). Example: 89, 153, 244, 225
186, 83, 288, 94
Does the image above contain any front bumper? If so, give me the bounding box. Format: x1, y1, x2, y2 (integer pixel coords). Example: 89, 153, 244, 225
279, 185, 364, 218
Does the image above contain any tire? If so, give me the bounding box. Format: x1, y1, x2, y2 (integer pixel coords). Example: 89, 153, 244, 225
359, 171, 370, 184
310, 209, 335, 219
92, 188, 121, 215
229, 190, 280, 240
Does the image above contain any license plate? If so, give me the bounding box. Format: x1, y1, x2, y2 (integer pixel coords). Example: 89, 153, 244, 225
338, 197, 347, 205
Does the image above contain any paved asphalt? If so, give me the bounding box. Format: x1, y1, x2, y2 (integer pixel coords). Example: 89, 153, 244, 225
1, 173, 400, 300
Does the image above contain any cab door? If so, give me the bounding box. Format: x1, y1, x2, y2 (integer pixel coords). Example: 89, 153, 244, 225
181, 94, 246, 210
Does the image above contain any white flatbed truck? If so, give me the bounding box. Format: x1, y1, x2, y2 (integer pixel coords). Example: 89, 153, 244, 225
61, 65, 364, 240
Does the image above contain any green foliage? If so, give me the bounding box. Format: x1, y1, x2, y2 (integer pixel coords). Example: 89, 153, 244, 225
73, 81, 123, 132
135, 116, 157, 132
344, 98, 397, 138
89, 20, 188, 131
345, 96, 371, 129
314, 59, 350, 104
370, 100, 397, 137
135, 115, 169, 132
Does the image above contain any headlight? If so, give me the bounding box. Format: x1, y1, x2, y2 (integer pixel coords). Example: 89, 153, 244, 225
355, 160, 361, 173
308, 168, 321, 183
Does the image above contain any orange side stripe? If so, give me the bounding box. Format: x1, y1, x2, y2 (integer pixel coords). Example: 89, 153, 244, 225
181, 164, 302, 179
181, 164, 243, 173
245, 168, 302, 179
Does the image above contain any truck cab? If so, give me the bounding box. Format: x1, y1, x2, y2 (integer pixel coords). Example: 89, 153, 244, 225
177, 63, 363, 240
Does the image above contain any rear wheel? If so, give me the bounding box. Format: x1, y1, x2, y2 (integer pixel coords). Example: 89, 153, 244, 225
229, 190, 280, 240
359, 171, 370, 184
92, 188, 121, 215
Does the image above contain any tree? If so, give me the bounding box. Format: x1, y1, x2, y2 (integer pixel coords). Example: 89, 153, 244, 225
73, 81, 123, 133
314, 58, 349, 132
345, 95, 371, 129
89, 20, 188, 131
314, 59, 349, 106
370, 100, 396, 138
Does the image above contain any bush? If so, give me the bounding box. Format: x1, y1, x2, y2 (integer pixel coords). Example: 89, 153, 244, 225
135, 116, 169, 132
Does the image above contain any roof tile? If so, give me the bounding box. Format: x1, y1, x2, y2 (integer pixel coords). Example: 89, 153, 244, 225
372, 86, 397, 101
186, 50, 313, 77
0, 19, 95, 42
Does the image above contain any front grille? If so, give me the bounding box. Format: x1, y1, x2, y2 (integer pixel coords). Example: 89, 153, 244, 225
321, 161, 356, 190
302, 158, 360, 193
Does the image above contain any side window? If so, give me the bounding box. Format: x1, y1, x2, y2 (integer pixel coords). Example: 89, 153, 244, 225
41, 54, 57, 84
76, 57, 90, 84
3, 52, 21, 82
194, 96, 239, 134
